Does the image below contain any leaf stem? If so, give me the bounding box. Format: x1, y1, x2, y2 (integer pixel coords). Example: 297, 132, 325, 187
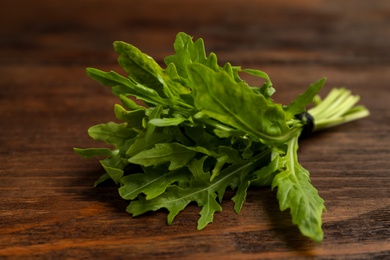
308, 88, 369, 132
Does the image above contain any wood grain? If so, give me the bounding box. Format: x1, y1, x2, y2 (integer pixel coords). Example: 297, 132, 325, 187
1, 0, 389, 259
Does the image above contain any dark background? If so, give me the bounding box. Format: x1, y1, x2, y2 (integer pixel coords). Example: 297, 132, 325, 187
1, 0, 389, 259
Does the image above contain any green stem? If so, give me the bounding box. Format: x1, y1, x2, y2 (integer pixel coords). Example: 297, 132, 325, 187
308, 88, 369, 132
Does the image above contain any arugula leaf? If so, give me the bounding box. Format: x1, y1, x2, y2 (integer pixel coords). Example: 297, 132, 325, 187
272, 135, 325, 242
251, 155, 281, 187
87, 122, 137, 150
242, 68, 275, 99
125, 130, 173, 157
114, 104, 145, 127
115, 41, 192, 102
114, 41, 166, 96
100, 150, 129, 183
164, 32, 208, 80
86, 68, 171, 106
164, 32, 242, 84
284, 78, 326, 121
74, 147, 112, 158
148, 116, 187, 127
75, 32, 369, 243
128, 153, 266, 230
128, 143, 212, 171
188, 63, 291, 142
119, 166, 189, 200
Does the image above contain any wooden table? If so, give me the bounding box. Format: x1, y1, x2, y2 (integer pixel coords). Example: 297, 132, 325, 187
1, 0, 389, 259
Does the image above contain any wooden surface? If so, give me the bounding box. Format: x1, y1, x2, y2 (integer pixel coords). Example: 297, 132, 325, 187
1, 0, 389, 259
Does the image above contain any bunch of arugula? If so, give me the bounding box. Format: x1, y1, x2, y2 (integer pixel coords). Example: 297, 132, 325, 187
74, 32, 369, 242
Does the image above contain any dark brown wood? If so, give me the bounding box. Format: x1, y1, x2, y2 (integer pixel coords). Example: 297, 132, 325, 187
1, 0, 389, 259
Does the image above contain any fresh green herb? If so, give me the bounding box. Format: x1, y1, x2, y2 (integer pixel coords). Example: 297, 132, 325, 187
74, 32, 369, 242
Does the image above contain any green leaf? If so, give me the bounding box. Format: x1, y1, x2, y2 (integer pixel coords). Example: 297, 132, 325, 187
119, 166, 189, 200
210, 155, 229, 181
243, 68, 272, 87
128, 152, 267, 230
88, 122, 137, 149
218, 146, 246, 164
86, 68, 170, 106
203, 52, 220, 73
184, 125, 229, 152
284, 78, 326, 120
126, 156, 219, 229
119, 94, 142, 110
114, 104, 145, 127
164, 32, 208, 79
222, 62, 243, 83
272, 135, 325, 242
128, 143, 198, 170
164, 62, 192, 98
126, 130, 173, 157
100, 150, 129, 183
149, 116, 186, 127
231, 176, 251, 214
251, 154, 281, 187
242, 69, 276, 101
114, 41, 166, 96
188, 63, 291, 142
73, 147, 112, 158
210, 146, 247, 181
114, 41, 190, 101
144, 105, 163, 140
